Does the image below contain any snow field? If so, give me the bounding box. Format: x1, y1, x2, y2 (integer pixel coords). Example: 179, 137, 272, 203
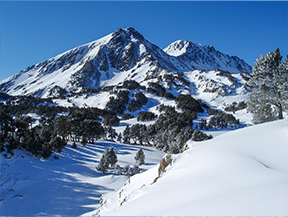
98, 119, 288, 216
0, 140, 165, 216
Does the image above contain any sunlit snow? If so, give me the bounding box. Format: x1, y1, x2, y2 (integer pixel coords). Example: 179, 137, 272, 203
98, 119, 288, 216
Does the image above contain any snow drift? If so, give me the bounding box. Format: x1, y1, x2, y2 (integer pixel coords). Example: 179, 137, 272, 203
98, 119, 288, 216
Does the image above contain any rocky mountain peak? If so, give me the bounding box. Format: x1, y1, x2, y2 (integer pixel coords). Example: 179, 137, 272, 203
163, 40, 191, 57
164, 39, 252, 73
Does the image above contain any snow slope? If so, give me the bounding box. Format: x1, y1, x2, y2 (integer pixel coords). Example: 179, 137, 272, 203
0, 141, 164, 216
98, 119, 288, 216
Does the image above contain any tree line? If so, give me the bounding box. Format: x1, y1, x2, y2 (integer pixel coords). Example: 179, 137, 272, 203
1, 77, 249, 159
120, 100, 213, 153
0, 101, 120, 158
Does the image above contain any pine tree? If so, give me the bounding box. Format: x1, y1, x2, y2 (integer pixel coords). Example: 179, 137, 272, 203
96, 151, 109, 174
134, 148, 145, 166
81, 136, 87, 146
55, 115, 70, 141
50, 136, 66, 152
247, 48, 288, 124
107, 148, 118, 168
117, 132, 122, 143
107, 126, 117, 142
122, 126, 131, 144
130, 124, 147, 145
71, 141, 77, 149
15, 115, 33, 143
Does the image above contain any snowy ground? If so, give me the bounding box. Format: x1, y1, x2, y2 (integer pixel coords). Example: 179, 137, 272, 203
98, 119, 288, 216
0, 141, 165, 216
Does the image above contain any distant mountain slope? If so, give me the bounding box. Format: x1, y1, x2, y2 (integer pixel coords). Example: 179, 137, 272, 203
0, 28, 251, 98
97, 119, 288, 216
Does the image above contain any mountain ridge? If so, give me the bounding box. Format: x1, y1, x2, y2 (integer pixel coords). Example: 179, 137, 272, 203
0, 27, 252, 98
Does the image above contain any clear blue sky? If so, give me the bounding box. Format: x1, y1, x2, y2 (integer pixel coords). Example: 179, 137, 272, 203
0, 1, 287, 81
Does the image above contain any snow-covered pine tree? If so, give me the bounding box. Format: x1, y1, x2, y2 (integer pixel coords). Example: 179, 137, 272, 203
247, 48, 288, 124
114, 164, 122, 175
128, 167, 134, 176
134, 148, 145, 166
132, 164, 140, 174
192, 130, 213, 141
123, 165, 130, 175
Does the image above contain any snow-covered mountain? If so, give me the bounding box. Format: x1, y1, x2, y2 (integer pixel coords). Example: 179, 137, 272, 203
0, 28, 251, 98
164, 40, 252, 73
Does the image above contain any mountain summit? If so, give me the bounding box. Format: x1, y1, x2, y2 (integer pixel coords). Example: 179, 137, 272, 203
0, 28, 251, 97
164, 40, 251, 73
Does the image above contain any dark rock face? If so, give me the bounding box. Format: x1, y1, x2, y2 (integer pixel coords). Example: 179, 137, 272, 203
100, 55, 109, 72
117, 42, 138, 71
48, 85, 68, 98
69, 59, 101, 91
